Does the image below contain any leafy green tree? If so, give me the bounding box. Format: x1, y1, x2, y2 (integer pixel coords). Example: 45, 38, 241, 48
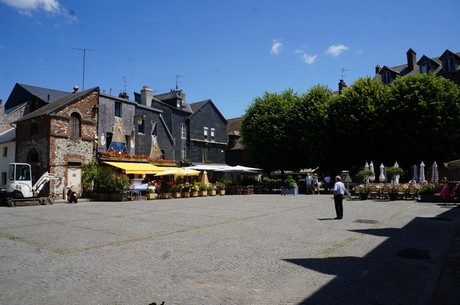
326, 77, 389, 172
383, 73, 460, 166
241, 89, 300, 173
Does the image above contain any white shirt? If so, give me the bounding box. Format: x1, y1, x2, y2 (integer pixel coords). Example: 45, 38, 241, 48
334, 181, 346, 195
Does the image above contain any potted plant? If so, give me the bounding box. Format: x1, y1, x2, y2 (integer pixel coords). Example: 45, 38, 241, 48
190, 183, 199, 197
355, 170, 374, 200
385, 166, 404, 200
418, 183, 443, 202
216, 181, 226, 196
160, 181, 171, 199
172, 184, 182, 198
207, 183, 217, 196
181, 183, 191, 198
145, 187, 156, 200
199, 183, 208, 196
281, 175, 298, 195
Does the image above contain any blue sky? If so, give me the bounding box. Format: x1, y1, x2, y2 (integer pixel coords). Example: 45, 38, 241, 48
1, 0, 459, 119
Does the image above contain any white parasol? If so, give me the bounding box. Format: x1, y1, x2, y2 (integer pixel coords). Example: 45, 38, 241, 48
419, 161, 426, 183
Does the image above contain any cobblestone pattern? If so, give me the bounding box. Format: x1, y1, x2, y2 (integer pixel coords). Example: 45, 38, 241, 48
0, 195, 459, 305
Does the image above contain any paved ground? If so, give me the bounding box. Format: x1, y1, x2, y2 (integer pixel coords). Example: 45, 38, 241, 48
0, 194, 459, 305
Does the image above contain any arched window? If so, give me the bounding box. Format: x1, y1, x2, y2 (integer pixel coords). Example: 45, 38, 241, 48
70, 113, 81, 139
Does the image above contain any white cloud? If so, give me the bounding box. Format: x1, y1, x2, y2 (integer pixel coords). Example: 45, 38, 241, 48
270, 39, 283, 55
325, 44, 349, 57
302, 53, 318, 64
0, 0, 61, 13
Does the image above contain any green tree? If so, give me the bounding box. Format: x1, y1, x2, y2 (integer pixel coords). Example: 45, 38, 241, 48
383, 73, 460, 166
241, 89, 300, 173
326, 77, 389, 172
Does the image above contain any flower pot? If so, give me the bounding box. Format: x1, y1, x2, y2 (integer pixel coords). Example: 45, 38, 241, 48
199, 191, 207, 197
208, 190, 217, 196
190, 191, 198, 197
173, 192, 182, 198
181, 192, 190, 198
146, 193, 156, 200
161, 193, 171, 199
219, 190, 226, 196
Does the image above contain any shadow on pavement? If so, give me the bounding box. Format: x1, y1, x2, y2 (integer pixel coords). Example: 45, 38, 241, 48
284, 206, 460, 305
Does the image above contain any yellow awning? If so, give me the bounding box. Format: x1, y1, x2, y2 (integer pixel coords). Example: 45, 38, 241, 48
103, 161, 167, 174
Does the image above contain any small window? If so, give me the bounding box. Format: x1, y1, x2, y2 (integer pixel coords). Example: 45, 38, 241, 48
381, 72, 392, 84
444, 56, 456, 73
1, 172, 6, 185
181, 124, 186, 139
181, 147, 187, 160
138, 119, 145, 134
115, 102, 121, 117
420, 63, 430, 74
210, 128, 215, 141
3, 147, 7, 157
204, 127, 208, 140
70, 113, 81, 139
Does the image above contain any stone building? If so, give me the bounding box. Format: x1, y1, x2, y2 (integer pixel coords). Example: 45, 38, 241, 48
14, 87, 99, 197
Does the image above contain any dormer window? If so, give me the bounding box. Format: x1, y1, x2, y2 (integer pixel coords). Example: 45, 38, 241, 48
443, 56, 456, 73
381, 71, 392, 84
420, 62, 431, 74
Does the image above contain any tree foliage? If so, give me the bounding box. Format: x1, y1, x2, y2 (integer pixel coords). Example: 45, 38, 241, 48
241, 75, 460, 176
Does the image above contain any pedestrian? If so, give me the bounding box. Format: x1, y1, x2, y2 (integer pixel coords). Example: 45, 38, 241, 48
324, 175, 331, 193
333, 175, 347, 219
305, 173, 313, 195
313, 175, 320, 194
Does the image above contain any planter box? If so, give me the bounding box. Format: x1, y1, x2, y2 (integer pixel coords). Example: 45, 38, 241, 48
146, 193, 156, 200
207, 190, 217, 196
199, 191, 207, 197
281, 188, 298, 195
190, 191, 199, 197
172, 192, 182, 198
181, 192, 190, 198
160, 193, 171, 199
219, 190, 226, 196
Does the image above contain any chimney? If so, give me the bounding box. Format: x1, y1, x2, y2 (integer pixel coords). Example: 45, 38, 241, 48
406, 48, 417, 71
140, 86, 153, 107
73, 85, 79, 93
338, 79, 347, 95
375, 65, 381, 74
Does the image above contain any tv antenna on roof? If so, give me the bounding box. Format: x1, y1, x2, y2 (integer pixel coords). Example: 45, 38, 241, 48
340, 68, 350, 80
72, 48, 99, 90
176, 74, 185, 90
121, 76, 129, 92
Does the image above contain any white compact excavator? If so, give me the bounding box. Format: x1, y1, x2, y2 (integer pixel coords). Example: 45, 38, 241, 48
1, 163, 62, 207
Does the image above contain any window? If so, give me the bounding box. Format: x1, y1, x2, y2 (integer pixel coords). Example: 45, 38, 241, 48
420, 62, 431, 74
181, 147, 187, 160
204, 127, 209, 140
106, 132, 113, 150
381, 72, 392, 84
202, 147, 208, 163
210, 128, 215, 141
3, 147, 7, 157
444, 56, 456, 72
115, 102, 121, 117
70, 113, 81, 139
137, 119, 145, 134
181, 124, 186, 139
1, 172, 6, 186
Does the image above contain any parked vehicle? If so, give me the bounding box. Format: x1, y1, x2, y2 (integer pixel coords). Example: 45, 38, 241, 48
3, 163, 62, 207
66, 186, 78, 203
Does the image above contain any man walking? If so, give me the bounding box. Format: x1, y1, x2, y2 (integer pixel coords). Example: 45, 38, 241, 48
333, 175, 346, 219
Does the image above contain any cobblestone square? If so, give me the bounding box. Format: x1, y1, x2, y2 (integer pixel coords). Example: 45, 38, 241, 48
1, 195, 459, 305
